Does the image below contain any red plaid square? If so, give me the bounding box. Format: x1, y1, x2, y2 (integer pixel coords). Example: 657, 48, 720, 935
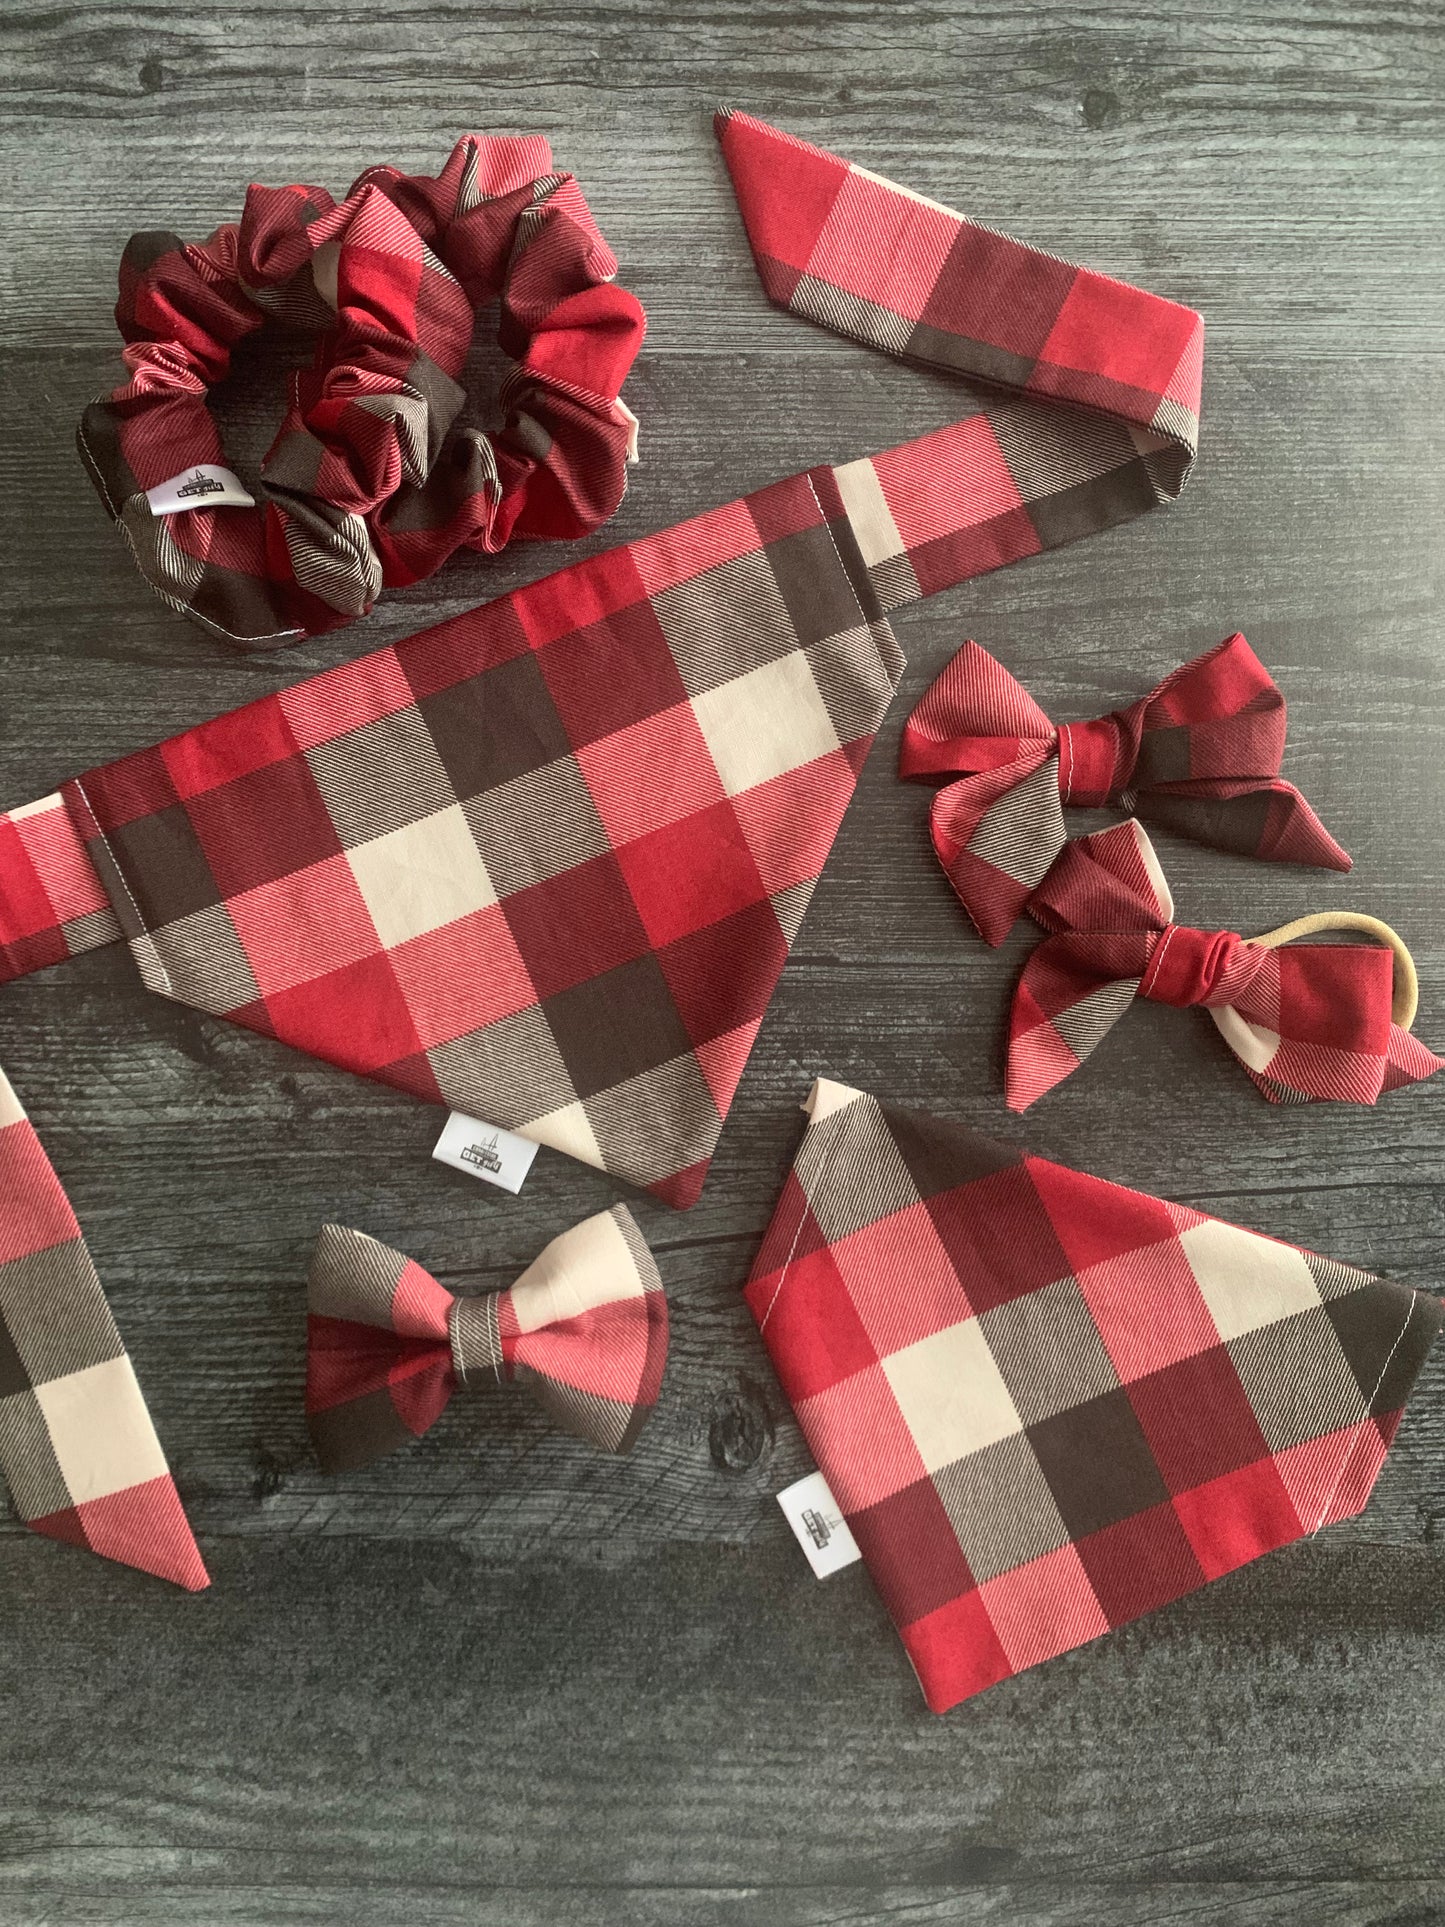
745, 1080, 1442, 1711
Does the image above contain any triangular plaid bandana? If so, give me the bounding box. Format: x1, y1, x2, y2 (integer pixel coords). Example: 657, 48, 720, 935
305, 1205, 667, 1471
0, 1069, 208, 1590
900, 633, 1351, 946
1008, 820, 1444, 1109
745, 1079, 1442, 1713
5, 110, 1201, 1208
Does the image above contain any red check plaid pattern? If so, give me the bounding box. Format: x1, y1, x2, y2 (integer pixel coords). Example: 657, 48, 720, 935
717, 109, 1203, 621
900, 634, 1351, 946
0, 1068, 208, 1590
746, 1079, 1442, 1713
306, 1205, 666, 1471
0, 793, 122, 981
7, 110, 1204, 1211
59, 464, 906, 1208
1008, 820, 1445, 1109
79, 135, 645, 649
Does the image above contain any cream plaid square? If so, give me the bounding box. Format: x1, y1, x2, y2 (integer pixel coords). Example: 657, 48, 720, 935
882, 1318, 1023, 1471
34, 1355, 170, 1504
347, 803, 497, 948
690, 652, 841, 797
1180, 1220, 1324, 1342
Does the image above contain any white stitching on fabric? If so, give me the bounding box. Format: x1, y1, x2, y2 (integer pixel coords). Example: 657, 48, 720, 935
1140, 921, 1179, 1000
76, 414, 305, 647
756, 1093, 855, 1333
69, 780, 175, 996
803, 471, 872, 634
1309, 1292, 1419, 1537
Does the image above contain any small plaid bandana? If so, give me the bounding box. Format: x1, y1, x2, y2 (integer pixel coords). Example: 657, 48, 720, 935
1008, 820, 1445, 1109
0, 1068, 208, 1590
79, 136, 646, 649
900, 633, 1351, 946
305, 1205, 666, 1471
745, 1078, 1442, 1713
4, 109, 1204, 1208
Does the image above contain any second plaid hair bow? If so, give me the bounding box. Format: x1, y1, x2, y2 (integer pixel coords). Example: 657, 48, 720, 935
1007, 820, 1444, 1109
305, 1206, 668, 1471
900, 634, 1351, 945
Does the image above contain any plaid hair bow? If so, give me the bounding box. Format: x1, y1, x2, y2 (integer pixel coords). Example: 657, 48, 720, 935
746, 1079, 1442, 1712
900, 634, 1351, 946
305, 1206, 667, 1472
1007, 819, 1444, 1110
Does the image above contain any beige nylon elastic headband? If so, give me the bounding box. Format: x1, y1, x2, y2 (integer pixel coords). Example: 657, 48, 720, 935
1249, 912, 1418, 1029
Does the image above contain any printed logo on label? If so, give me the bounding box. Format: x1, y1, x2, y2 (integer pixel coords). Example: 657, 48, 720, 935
777, 1470, 862, 1579
432, 1111, 539, 1195
175, 469, 226, 500
144, 463, 257, 516
459, 1132, 504, 1177
799, 1505, 835, 1551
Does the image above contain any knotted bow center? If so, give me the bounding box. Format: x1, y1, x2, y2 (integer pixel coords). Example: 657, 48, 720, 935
448, 1293, 509, 1392
1139, 922, 1257, 1008
1055, 715, 1125, 807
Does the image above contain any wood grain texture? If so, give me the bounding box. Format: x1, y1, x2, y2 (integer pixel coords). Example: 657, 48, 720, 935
1, 2, 1442, 1921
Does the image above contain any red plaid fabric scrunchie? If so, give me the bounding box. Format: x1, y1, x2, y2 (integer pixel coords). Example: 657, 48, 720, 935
78, 135, 646, 651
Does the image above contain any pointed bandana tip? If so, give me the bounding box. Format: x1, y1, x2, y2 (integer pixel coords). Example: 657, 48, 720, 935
305, 1206, 669, 1472
1006, 820, 1444, 1109
0, 1069, 208, 1591
901, 634, 1351, 946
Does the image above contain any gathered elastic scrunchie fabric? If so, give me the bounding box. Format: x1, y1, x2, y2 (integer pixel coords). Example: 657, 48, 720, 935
78, 135, 647, 651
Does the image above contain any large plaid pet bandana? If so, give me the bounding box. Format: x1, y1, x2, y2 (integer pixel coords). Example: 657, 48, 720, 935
79, 136, 646, 649
1, 112, 1203, 1574
4, 109, 1204, 1202
746, 1078, 1442, 1713
901, 633, 1351, 946
0, 1069, 208, 1590
305, 1204, 666, 1472
1008, 819, 1445, 1110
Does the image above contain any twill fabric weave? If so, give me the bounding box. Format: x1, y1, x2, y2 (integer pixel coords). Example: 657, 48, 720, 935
79, 136, 646, 648
1007, 820, 1445, 1109
305, 1206, 667, 1470
900, 633, 1350, 946
746, 1079, 1442, 1712
0, 1069, 208, 1591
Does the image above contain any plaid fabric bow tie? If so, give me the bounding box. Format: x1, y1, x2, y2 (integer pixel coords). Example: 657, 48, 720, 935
305, 1205, 667, 1472
900, 633, 1351, 945
1007, 819, 1444, 1109
0, 1069, 207, 1590
746, 1079, 1442, 1712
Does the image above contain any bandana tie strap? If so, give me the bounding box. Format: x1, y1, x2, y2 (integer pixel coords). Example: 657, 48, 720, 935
305, 1206, 668, 1472
1008, 821, 1444, 1109
899, 634, 1351, 944
0, 1069, 207, 1589
80, 136, 646, 650
717, 109, 1202, 620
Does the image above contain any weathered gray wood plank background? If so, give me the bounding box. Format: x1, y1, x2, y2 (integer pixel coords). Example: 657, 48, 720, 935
2, 3, 1442, 1922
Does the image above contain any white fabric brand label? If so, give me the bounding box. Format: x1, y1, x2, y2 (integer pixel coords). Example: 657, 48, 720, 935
777, 1469, 862, 1579
432, 1112, 539, 1195
145, 464, 256, 515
